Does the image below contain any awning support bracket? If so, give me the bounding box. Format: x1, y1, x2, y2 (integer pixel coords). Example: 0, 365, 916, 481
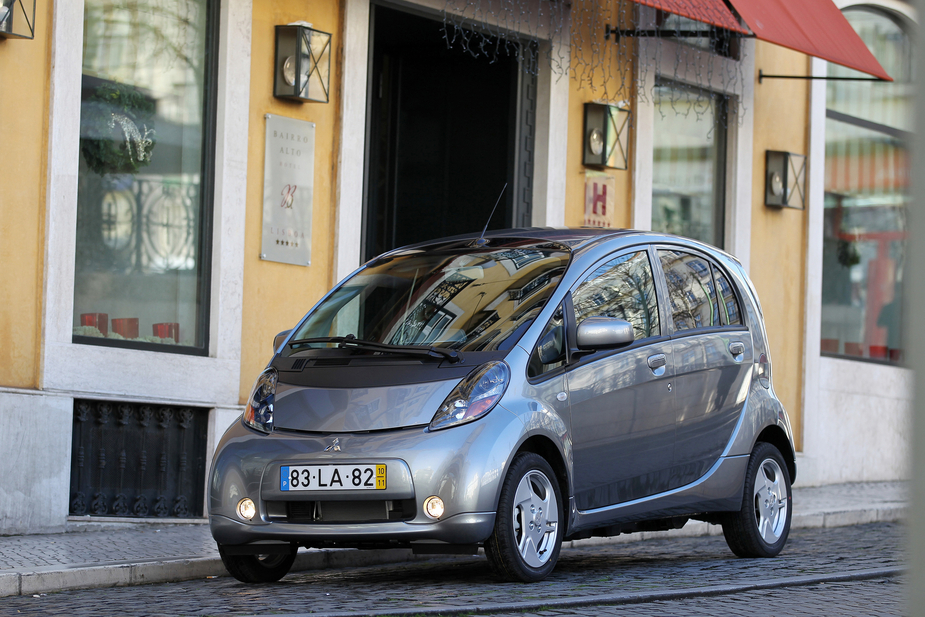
604, 24, 721, 42
758, 69, 887, 83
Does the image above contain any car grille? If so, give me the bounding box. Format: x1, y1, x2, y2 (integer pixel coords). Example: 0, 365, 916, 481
266, 499, 416, 523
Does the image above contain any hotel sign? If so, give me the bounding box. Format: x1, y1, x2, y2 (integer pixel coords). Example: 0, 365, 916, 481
262, 114, 314, 266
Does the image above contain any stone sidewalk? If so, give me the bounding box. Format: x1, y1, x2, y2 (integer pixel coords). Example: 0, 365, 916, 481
0, 481, 907, 598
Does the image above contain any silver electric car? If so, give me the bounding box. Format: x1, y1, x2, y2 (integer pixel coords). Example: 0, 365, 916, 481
209, 228, 795, 583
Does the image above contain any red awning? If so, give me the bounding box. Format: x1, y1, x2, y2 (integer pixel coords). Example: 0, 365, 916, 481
634, 0, 748, 34
726, 0, 892, 81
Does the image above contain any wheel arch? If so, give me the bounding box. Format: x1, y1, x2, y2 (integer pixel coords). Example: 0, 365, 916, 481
755, 425, 797, 483
514, 434, 571, 531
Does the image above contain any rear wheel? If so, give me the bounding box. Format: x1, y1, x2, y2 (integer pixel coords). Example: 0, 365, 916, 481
722, 442, 792, 558
219, 546, 296, 583
485, 452, 563, 582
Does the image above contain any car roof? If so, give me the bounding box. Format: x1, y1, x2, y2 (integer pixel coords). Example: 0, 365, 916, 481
388, 227, 638, 255
384, 227, 741, 266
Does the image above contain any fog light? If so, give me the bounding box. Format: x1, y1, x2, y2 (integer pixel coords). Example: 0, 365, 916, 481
423, 496, 445, 519
237, 498, 257, 521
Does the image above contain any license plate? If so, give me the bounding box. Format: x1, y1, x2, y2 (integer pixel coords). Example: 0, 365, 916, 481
280, 464, 386, 491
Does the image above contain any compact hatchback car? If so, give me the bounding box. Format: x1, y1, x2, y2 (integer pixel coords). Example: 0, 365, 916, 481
210, 228, 795, 583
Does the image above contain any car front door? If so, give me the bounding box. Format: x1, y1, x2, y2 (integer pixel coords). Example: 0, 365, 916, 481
565, 247, 677, 511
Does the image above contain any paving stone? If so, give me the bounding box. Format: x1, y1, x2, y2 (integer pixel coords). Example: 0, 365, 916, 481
0, 522, 906, 616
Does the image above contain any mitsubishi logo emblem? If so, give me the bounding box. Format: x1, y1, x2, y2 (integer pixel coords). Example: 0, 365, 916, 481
324, 438, 341, 452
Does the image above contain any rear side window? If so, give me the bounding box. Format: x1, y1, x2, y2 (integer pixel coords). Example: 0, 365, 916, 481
658, 249, 745, 331
571, 250, 660, 341
713, 266, 742, 325
659, 250, 720, 331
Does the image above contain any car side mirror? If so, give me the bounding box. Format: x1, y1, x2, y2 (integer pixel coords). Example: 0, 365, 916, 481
537, 328, 565, 365
273, 330, 291, 354
576, 317, 634, 351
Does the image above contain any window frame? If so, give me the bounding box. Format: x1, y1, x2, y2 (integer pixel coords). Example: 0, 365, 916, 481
817, 5, 912, 366
652, 244, 748, 340
70, 0, 220, 357
650, 78, 730, 250
631, 16, 755, 270
41, 0, 251, 403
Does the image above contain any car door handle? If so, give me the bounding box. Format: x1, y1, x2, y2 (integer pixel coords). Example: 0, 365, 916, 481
729, 342, 745, 362
647, 353, 667, 376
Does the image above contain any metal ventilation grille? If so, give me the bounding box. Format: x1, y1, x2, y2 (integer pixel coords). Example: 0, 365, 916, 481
69, 399, 208, 518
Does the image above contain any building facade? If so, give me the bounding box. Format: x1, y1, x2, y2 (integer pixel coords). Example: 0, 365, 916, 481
0, 0, 913, 534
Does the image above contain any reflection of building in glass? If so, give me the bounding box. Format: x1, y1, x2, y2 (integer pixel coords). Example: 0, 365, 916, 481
821, 7, 911, 363
572, 251, 659, 340
651, 83, 728, 249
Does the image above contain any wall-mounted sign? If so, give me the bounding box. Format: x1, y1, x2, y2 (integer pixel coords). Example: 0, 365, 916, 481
262, 114, 314, 266
584, 171, 614, 228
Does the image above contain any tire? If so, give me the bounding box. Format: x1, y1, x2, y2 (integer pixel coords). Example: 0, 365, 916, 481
219, 546, 296, 583
485, 452, 563, 582
722, 442, 792, 558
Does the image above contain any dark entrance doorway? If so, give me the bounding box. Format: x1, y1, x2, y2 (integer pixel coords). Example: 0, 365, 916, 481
363, 5, 535, 261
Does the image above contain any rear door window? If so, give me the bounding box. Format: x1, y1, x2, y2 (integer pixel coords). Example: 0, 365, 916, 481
658, 250, 720, 331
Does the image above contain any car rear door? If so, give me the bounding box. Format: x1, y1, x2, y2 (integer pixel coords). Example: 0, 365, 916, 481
655, 248, 753, 491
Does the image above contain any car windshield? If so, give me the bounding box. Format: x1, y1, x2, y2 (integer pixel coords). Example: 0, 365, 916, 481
289, 246, 570, 353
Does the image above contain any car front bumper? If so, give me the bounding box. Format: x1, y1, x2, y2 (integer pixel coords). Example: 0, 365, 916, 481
209, 408, 524, 549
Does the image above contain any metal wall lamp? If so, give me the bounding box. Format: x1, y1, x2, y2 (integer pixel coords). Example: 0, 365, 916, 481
765, 150, 806, 209
582, 103, 631, 170
0, 0, 36, 40
274, 23, 332, 103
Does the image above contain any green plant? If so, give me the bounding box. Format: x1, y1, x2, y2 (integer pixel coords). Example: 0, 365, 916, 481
80, 82, 157, 176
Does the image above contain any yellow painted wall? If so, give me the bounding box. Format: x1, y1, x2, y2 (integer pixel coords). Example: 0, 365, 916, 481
239, 1, 343, 402
0, 1, 53, 389
564, 44, 634, 230
749, 42, 810, 450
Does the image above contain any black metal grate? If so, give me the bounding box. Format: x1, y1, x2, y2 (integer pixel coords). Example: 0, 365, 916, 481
69, 399, 208, 518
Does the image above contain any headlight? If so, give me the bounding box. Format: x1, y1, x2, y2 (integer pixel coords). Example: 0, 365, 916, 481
243, 367, 277, 433
429, 361, 510, 431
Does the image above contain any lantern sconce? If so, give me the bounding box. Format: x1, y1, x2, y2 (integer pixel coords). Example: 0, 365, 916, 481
0, 0, 36, 40
274, 22, 332, 103
582, 102, 631, 170
765, 150, 807, 209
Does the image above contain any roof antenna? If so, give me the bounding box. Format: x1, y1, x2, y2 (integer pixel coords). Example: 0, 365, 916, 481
472, 183, 508, 248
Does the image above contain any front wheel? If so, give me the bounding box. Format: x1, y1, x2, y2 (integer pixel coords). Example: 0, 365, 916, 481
485, 452, 563, 582
722, 442, 792, 558
219, 546, 296, 583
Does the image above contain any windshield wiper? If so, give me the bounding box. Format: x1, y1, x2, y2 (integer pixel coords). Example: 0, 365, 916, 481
288, 335, 462, 364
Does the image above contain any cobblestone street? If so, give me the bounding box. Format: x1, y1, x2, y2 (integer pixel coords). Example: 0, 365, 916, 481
0, 522, 905, 616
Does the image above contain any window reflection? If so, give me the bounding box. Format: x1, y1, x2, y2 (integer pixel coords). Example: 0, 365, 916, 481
652, 82, 728, 248
658, 250, 720, 331
572, 251, 660, 341
292, 248, 570, 353
73, 0, 213, 350
821, 7, 911, 364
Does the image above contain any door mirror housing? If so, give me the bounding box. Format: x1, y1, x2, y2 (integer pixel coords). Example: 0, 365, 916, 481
273, 330, 291, 354
576, 317, 634, 351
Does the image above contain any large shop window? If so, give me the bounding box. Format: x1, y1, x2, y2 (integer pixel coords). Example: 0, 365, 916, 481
72, 0, 217, 354
821, 7, 912, 364
651, 81, 728, 249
